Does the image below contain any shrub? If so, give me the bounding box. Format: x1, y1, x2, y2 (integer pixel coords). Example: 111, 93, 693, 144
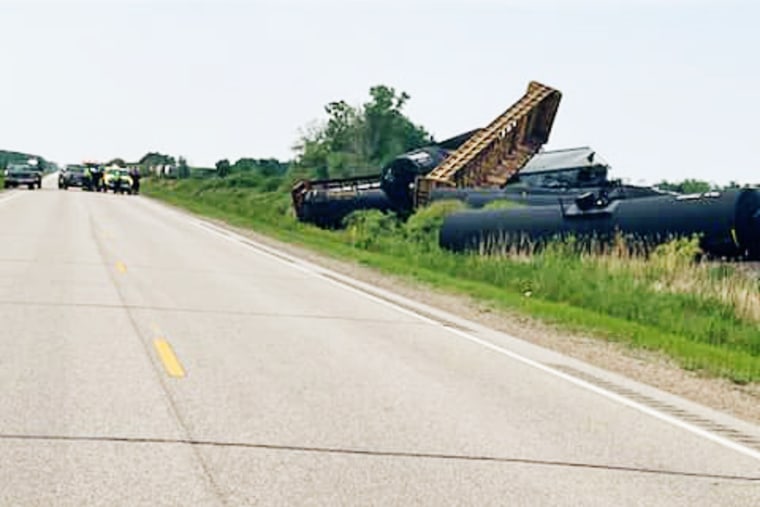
404, 200, 467, 250
261, 176, 283, 192
343, 209, 399, 249
226, 173, 264, 188
649, 235, 702, 279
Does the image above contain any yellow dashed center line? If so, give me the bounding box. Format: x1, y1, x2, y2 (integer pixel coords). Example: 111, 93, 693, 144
153, 339, 186, 378
115, 261, 127, 274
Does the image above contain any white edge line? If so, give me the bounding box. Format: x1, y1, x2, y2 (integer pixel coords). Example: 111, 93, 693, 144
145, 198, 760, 463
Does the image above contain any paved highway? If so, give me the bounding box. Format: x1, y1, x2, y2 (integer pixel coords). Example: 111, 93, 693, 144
1, 178, 759, 505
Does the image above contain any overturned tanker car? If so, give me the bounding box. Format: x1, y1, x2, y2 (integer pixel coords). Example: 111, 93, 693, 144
290, 174, 393, 229
439, 188, 760, 260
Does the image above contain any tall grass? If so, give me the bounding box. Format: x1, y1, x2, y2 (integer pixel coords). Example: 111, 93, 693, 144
144, 178, 760, 383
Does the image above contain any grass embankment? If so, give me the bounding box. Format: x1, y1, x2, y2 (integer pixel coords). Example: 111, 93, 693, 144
144, 175, 760, 384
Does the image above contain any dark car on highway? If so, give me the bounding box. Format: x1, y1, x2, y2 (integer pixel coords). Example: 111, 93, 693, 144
3, 165, 41, 190
59, 165, 88, 189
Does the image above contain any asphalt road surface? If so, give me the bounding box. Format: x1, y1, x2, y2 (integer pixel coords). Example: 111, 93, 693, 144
1, 178, 759, 506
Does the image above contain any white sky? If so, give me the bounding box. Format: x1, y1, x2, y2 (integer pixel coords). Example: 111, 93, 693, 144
1, 0, 757, 184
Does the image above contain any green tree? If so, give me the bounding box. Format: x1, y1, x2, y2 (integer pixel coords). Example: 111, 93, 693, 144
216, 159, 231, 178
361, 85, 431, 166
256, 158, 288, 177
232, 158, 257, 173
656, 179, 713, 194
292, 85, 432, 180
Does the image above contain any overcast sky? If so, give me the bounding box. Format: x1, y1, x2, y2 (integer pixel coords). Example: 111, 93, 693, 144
1, 0, 757, 184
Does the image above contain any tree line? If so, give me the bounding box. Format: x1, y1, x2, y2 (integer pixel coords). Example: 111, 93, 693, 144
654, 179, 747, 194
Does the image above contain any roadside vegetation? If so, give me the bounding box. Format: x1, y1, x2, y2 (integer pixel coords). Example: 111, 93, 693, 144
136, 83, 760, 383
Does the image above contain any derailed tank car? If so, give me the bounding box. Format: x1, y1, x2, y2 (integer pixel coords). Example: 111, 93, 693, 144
428, 182, 662, 209
440, 188, 760, 260
291, 175, 393, 229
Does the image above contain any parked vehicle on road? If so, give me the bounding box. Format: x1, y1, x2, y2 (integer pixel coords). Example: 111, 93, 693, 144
104, 167, 134, 194
3, 165, 41, 190
59, 165, 88, 189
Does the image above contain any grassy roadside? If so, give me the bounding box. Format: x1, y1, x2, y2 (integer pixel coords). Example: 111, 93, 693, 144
143, 176, 760, 384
